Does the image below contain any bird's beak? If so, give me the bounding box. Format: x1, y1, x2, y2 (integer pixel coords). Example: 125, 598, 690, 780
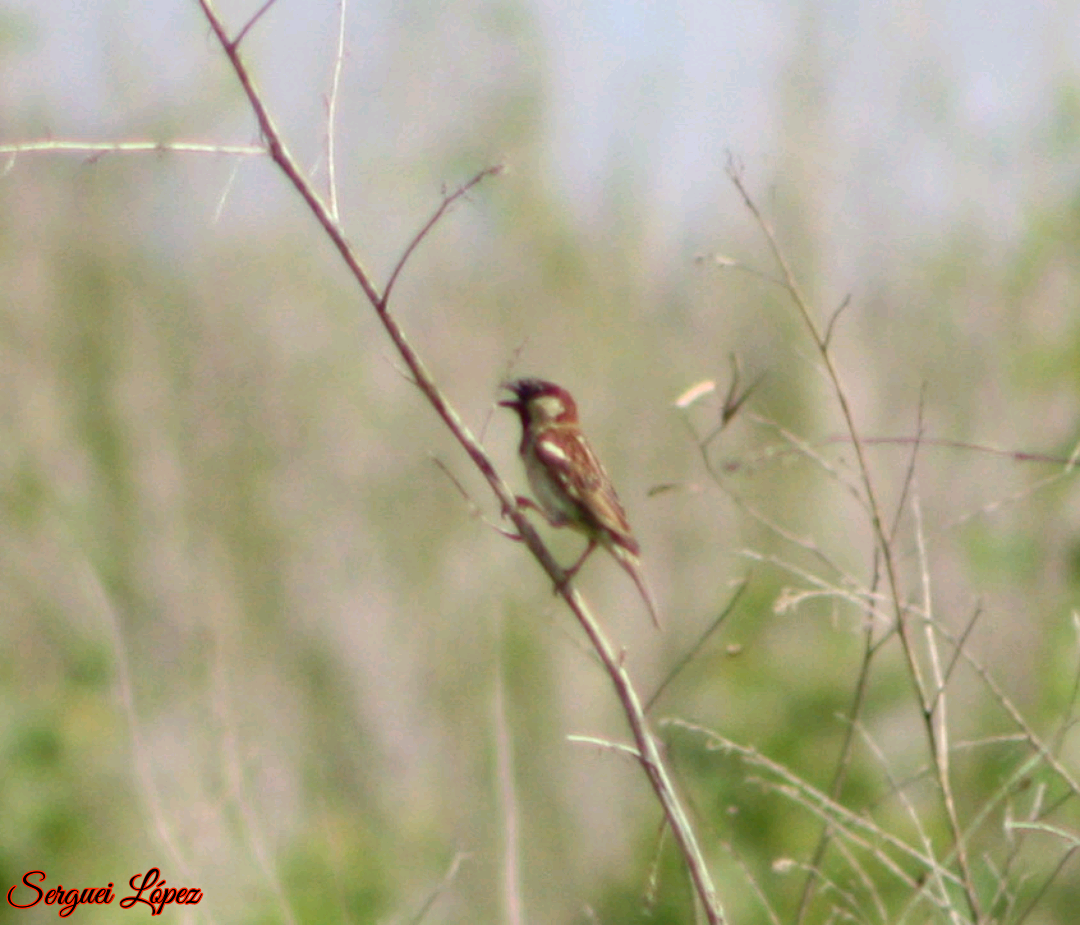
497, 383, 520, 409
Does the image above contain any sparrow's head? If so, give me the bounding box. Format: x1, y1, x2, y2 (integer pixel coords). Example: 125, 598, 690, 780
499, 378, 579, 427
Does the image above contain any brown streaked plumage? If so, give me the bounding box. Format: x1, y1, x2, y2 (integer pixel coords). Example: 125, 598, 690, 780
500, 378, 661, 629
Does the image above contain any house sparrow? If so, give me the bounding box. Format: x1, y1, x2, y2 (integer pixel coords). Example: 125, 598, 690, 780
499, 378, 661, 629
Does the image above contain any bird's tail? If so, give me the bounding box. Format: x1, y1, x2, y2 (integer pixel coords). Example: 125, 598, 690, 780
614, 547, 662, 630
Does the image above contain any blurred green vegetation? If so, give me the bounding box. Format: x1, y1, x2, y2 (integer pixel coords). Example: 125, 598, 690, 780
4, 2, 1080, 923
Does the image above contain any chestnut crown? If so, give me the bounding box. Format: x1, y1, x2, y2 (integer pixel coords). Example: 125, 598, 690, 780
499, 378, 579, 427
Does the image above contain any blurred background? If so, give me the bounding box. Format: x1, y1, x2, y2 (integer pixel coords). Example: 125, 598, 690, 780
4, 0, 1080, 922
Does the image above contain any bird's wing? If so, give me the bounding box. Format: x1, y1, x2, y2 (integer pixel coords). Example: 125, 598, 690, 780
534, 429, 639, 554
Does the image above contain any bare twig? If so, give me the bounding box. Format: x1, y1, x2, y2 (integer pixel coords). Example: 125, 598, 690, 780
494, 655, 523, 925
407, 851, 470, 925
852, 717, 954, 914
822, 293, 851, 350
84, 561, 214, 922
0, 140, 265, 158
381, 165, 504, 307
912, 491, 973, 922
645, 579, 749, 713
843, 435, 1080, 467
232, 0, 280, 49
323, 0, 348, 220
214, 648, 299, 925
429, 455, 520, 539
930, 602, 983, 713
794, 558, 881, 924
692, 433, 1080, 479
212, 156, 243, 223
745, 412, 869, 512
887, 384, 927, 545
691, 355, 764, 449
479, 338, 530, 443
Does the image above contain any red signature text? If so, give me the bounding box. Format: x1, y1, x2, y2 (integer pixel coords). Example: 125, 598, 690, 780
8, 868, 202, 917
8, 871, 114, 918
118, 868, 203, 915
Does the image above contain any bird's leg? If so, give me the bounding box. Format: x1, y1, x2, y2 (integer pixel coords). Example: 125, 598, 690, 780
564, 538, 598, 579
552, 538, 597, 595
502, 495, 559, 540
513, 494, 544, 517
511, 495, 569, 527
505, 496, 592, 595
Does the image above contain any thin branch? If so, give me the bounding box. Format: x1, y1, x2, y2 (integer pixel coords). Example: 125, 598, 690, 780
645, 579, 749, 713
795, 557, 882, 925
212, 155, 243, 223
840, 435, 1080, 467
929, 602, 983, 714
694, 249, 787, 291
0, 140, 265, 157
83, 561, 213, 921
231, 0, 280, 49
323, 0, 348, 221
684, 404, 868, 586
567, 734, 643, 761
214, 647, 299, 925
479, 338, 530, 443
429, 455, 520, 540
959, 638, 1080, 795
407, 851, 471, 925
381, 165, 504, 308
822, 293, 851, 350
852, 718, 954, 915
912, 493, 971, 903
1051, 611, 1080, 755
887, 384, 927, 545
745, 412, 869, 513
1008, 842, 1079, 925
494, 655, 523, 925
694, 433, 1080, 479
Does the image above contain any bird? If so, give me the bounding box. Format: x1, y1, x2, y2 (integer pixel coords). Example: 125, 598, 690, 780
499, 378, 661, 629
